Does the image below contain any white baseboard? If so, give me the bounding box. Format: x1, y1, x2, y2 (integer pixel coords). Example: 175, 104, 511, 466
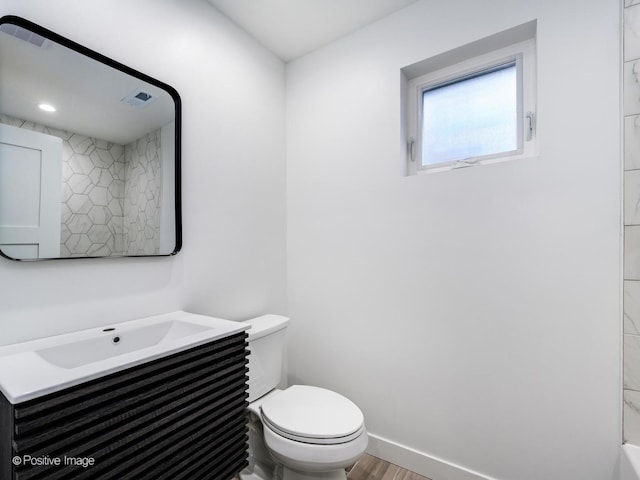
365, 433, 500, 480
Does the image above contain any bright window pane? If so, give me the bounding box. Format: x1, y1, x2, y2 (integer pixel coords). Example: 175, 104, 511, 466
421, 64, 518, 166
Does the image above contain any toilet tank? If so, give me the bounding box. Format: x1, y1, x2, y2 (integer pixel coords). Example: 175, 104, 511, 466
244, 315, 289, 402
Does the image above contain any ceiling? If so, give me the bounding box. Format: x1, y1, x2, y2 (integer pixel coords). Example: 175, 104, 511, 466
207, 0, 419, 61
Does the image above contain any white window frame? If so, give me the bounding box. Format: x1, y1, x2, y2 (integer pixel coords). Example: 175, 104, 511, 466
405, 38, 536, 175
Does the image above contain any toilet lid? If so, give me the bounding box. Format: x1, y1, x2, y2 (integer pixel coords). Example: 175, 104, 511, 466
260, 385, 364, 445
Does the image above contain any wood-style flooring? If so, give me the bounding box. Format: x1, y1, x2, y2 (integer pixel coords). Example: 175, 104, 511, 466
347, 453, 431, 480
233, 453, 430, 480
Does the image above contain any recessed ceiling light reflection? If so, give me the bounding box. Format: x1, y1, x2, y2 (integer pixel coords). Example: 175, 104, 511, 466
38, 103, 56, 112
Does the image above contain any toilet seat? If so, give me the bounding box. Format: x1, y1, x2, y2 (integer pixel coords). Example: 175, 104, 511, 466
260, 385, 365, 445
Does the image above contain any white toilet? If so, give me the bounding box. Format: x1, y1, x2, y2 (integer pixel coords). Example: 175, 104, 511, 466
239, 315, 368, 480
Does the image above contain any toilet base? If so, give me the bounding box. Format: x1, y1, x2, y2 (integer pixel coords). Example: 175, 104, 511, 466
281, 465, 347, 480
240, 463, 348, 480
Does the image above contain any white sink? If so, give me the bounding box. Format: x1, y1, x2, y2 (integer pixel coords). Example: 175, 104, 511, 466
36, 320, 212, 369
0, 311, 249, 403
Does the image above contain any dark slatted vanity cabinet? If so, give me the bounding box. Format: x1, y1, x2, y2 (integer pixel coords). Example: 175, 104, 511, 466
0, 332, 249, 480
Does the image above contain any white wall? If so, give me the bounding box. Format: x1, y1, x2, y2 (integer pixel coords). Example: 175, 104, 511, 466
0, 0, 286, 343
286, 1, 621, 479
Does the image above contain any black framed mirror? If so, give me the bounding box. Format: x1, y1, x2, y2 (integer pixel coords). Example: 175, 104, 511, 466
0, 15, 181, 261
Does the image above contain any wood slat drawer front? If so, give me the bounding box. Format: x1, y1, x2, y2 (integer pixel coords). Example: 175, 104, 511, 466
17, 368, 248, 454
2, 332, 249, 480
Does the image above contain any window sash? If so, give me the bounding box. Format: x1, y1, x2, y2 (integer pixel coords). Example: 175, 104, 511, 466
420, 61, 520, 168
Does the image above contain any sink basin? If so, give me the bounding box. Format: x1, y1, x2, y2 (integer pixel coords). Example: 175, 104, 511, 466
37, 320, 212, 369
0, 311, 249, 403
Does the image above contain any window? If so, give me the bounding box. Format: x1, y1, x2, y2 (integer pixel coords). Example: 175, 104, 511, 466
403, 30, 536, 174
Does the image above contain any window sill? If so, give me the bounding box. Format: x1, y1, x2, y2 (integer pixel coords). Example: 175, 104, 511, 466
411, 152, 537, 175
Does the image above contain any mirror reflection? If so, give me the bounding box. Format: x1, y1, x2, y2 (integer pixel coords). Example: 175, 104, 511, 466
0, 16, 181, 260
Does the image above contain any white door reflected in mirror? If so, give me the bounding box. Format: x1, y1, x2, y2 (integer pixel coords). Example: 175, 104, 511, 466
0, 124, 62, 259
